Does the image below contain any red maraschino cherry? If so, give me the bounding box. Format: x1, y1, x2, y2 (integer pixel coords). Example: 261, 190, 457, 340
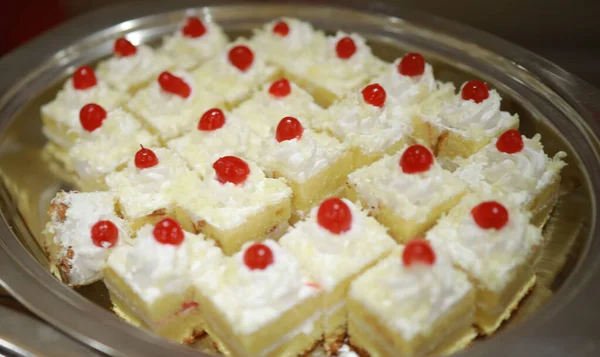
114, 37, 137, 57
135, 146, 159, 169
402, 239, 436, 266
398, 53, 425, 77
79, 103, 107, 132
244, 243, 274, 270
496, 129, 524, 154
228, 45, 254, 72
268, 78, 291, 98
158, 71, 191, 98
461, 80, 489, 103
399, 145, 434, 174
471, 201, 509, 230
73, 66, 97, 90
273, 21, 290, 36
276, 116, 304, 142
361, 83, 386, 107
213, 156, 250, 185
198, 108, 226, 131
153, 218, 184, 245
335, 36, 356, 59
317, 198, 352, 234
182, 17, 207, 38
91, 220, 119, 248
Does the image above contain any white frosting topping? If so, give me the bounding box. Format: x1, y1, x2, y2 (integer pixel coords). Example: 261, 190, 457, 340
318, 89, 413, 155
191, 40, 278, 105
127, 70, 222, 140
347, 148, 467, 221
41, 79, 125, 140
261, 128, 347, 183
426, 86, 519, 140
306, 32, 385, 96
252, 18, 323, 54
426, 194, 542, 292
45, 191, 130, 286
160, 20, 228, 70
232, 79, 324, 134
167, 113, 263, 178
106, 224, 212, 304
203, 240, 320, 334
280, 199, 396, 291
105, 148, 191, 220
454, 134, 567, 207
175, 162, 291, 230
69, 109, 158, 184
350, 247, 472, 340
374, 60, 436, 107
96, 45, 174, 93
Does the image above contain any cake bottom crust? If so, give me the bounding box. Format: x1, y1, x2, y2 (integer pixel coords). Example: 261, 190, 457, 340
475, 275, 537, 335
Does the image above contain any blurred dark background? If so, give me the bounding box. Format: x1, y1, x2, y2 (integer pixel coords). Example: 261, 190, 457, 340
1, 0, 599, 86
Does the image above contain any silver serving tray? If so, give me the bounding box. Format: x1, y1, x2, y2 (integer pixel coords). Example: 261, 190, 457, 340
0, 1, 600, 356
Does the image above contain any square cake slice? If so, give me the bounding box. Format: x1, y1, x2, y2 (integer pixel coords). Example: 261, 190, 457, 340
314, 82, 414, 170
42, 191, 130, 287
97, 37, 174, 95
105, 147, 191, 231
346, 144, 467, 243
167, 108, 263, 179
41, 65, 126, 150
159, 15, 229, 70
232, 77, 325, 134
196, 240, 323, 357
259, 117, 354, 217
413, 80, 519, 159
174, 156, 292, 255
426, 194, 543, 334
104, 218, 223, 343
279, 198, 397, 354
68, 107, 158, 191
127, 70, 224, 142
453, 130, 567, 226
191, 40, 280, 108
348, 240, 476, 357
299, 32, 386, 107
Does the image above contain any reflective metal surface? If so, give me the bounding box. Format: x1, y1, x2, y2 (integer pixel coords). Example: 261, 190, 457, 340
0, 1, 599, 356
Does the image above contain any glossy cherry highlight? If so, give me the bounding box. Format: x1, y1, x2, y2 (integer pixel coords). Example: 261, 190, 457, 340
213, 156, 250, 185
73, 66, 97, 90
182, 17, 207, 38
91, 220, 119, 248
114, 37, 137, 57
496, 129, 524, 154
471, 201, 509, 230
398, 53, 425, 77
268, 78, 291, 98
276, 116, 304, 142
158, 71, 191, 98
273, 21, 290, 36
317, 198, 352, 234
79, 103, 107, 132
198, 108, 226, 131
402, 239, 436, 267
461, 80, 489, 103
153, 218, 185, 245
135, 146, 159, 169
335, 36, 357, 59
228, 45, 254, 72
244, 243, 274, 270
399, 145, 434, 174
361, 83, 386, 107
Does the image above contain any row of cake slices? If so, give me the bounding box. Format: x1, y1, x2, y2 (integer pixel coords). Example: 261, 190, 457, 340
42, 15, 526, 181
44, 183, 545, 357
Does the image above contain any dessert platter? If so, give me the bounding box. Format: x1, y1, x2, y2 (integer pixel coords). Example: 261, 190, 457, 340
0, 2, 600, 357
